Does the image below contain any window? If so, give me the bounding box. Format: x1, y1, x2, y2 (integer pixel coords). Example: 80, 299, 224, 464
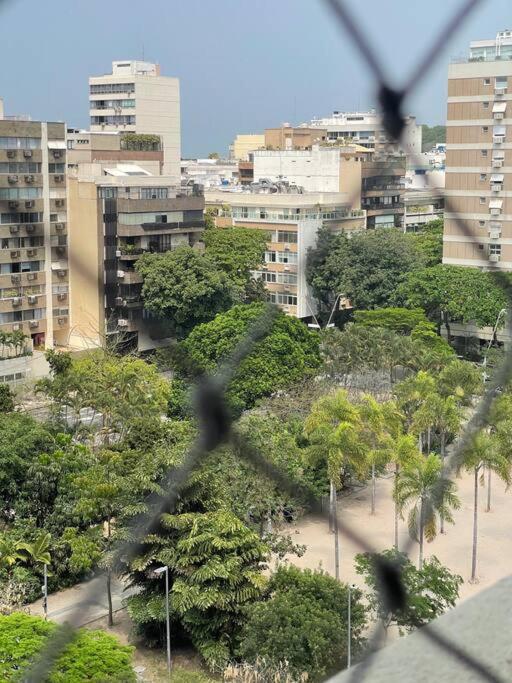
480, 173, 487, 181
482, 126, 489, 133
90, 83, 135, 94
265, 251, 276, 263
484, 78, 491, 85
277, 251, 298, 264
48, 163, 65, 174
140, 187, 168, 199
483, 101, 489, 109
478, 244, 485, 250
0, 162, 41, 174
489, 243, 501, 255
479, 220, 485, 227
480, 197, 486, 204
240, 207, 248, 218
0, 137, 41, 150
90, 115, 135, 126
495, 76, 508, 88
259, 209, 267, 219
0, 188, 42, 200
481, 149, 488, 157
270, 293, 298, 306
277, 231, 298, 243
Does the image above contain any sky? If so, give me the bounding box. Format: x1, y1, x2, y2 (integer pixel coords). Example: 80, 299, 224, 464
0, 0, 509, 157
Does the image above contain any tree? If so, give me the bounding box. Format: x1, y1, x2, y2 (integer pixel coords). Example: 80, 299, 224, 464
179, 303, 320, 414
127, 510, 268, 668
421, 124, 446, 151
355, 548, 462, 635
0, 612, 135, 681
436, 359, 483, 406
353, 308, 428, 334
307, 228, 424, 310
393, 264, 510, 331
394, 371, 436, 431
238, 566, 367, 681
394, 453, 460, 568
412, 393, 460, 458
390, 435, 419, 549
0, 385, 15, 413
306, 227, 343, 308
460, 432, 511, 582
407, 219, 443, 267
136, 247, 236, 336
203, 226, 267, 293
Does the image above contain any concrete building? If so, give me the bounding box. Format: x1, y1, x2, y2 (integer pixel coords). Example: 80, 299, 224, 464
0, 118, 69, 350
230, 134, 265, 161
444, 30, 512, 268
361, 156, 406, 229
404, 189, 444, 232
264, 125, 327, 150
66, 129, 164, 176
68, 171, 204, 352
181, 158, 239, 188
89, 61, 180, 180
306, 110, 422, 157
205, 188, 366, 319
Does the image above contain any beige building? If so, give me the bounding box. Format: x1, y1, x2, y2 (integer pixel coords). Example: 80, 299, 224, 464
230, 134, 265, 161
0, 118, 69, 350
89, 61, 180, 180
68, 172, 204, 352
264, 125, 327, 150
205, 189, 366, 319
444, 31, 512, 268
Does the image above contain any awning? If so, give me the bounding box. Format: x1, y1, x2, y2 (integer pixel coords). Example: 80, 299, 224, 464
493, 125, 506, 135
490, 174, 505, 182
493, 151, 506, 159
51, 261, 68, 271
493, 102, 507, 113
489, 199, 503, 209
48, 141, 67, 150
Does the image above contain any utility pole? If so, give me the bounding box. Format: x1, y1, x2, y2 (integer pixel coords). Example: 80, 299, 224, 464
154, 566, 172, 678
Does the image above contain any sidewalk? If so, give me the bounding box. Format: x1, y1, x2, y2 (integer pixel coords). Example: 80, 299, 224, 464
29, 575, 136, 626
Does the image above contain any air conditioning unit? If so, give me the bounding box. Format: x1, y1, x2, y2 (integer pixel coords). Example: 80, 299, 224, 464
493, 136, 505, 144
57, 316, 68, 325
12, 297, 21, 307
489, 253, 500, 262
117, 270, 125, 278
55, 199, 64, 207
494, 112, 504, 120
23, 150, 32, 159
27, 249, 37, 257
11, 274, 21, 284
28, 295, 37, 305
28, 320, 39, 329
25, 200, 35, 209
491, 184, 502, 192
115, 249, 122, 257
6, 150, 16, 159
27, 273, 37, 281
12, 324, 21, 331
491, 208, 501, 216
57, 292, 67, 301
25, 175, 34, 184
284, 266, 290, 271
492, 160, 503, 168
25, 225, 35, 233
9, 225, 19, 234
489, 228, 501, 239
10, 250, 20, 258
8, 201, 19, 209
115, 296, 124, 306
54, 175, 64, 183
55, 223, 64, 231
117, 319, 128, 327
57, 269, 67, 277
7, 175, 18, 184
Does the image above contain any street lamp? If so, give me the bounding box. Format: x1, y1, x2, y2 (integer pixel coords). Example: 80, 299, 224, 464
154, 566, 171, 676
347, 583, 355, 668
42, 564, 48, 620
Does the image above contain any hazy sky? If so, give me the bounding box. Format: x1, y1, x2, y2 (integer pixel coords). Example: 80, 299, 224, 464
0, 0, 509, 157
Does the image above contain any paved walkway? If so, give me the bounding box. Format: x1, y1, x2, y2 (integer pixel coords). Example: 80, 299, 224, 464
29, 575, 136, 626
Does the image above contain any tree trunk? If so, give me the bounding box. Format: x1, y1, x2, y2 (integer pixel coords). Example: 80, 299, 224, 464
418, 433, 423, 454
418, 499, 424, 570
471, 467, 479, 582
333, 488, 340, 581
486, 467, 492, 513
427, 427, 431, 454
440, 431, 446, 459
107, 569, 113, 627
394, 463, 399, 549
371, 463, 376, 515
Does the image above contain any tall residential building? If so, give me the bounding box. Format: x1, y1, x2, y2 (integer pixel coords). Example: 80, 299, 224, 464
444, 31, 512, 268
305, 110, 422, 157
89, 61, 180, 180
205, 188, 366, 319
68, 172, 204, 352
0, 118, 69, 350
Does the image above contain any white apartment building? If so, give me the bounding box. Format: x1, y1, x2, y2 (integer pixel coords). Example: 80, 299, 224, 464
205, 189, 366, 319
443, 31, 512, 269
89, 61, 180, 181
305, 110, 422, 157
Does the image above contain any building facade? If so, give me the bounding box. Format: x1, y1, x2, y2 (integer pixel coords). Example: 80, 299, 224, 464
264, 126, 327, 150
0, 119, 69, 350
89, 61, 180, 180
205, 189, 366, 319
68, 175, 204, 352
230, 134, 265, 161
361, 157, 406, 229
444, 31, 512, 268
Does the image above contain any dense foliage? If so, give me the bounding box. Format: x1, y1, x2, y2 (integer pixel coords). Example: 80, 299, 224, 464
421, 124, 446, 152
0, 612, 135, 681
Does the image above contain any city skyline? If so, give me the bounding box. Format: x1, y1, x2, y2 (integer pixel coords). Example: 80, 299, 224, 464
0, 0, 510, 157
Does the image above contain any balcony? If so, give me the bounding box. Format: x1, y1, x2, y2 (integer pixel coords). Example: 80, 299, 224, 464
118, 270, 143, 285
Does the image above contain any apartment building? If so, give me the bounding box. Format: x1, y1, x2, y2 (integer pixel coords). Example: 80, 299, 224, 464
444, 31, 512, 268
0, 118, 69, 350
229, 134, 265, 161
66, 129, 164, 175
89, 61, 180, 180
264, 125, 327, 150
205, 188, 366, 319
306, 110, 422, 157
68, 172, 204, 351
361, 157, 406, 229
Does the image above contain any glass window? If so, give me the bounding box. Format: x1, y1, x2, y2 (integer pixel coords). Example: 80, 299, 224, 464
483, 101, 489, 109
140, 188, 168, 199
484, 78, 491, 85
277, 251, 298, 264
265, 251, 276, 263
277, 231, 298, 243
480, 173, 487, 181
90, 83, 135, 94
481, 149, 488, 157
48, 163, 65, 173
482, 126, 489, 133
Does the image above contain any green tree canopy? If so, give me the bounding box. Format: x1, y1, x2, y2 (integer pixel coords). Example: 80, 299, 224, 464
421, 125, 446, 151
202, 226, 267, 288
406, 219, 443, 267
353, 308, 428, 334
307, 228, 424, 309
178, 303, 320, 414
0, 612, 135, 682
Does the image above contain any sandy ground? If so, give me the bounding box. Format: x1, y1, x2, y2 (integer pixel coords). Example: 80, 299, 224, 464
285, 467, 511, 603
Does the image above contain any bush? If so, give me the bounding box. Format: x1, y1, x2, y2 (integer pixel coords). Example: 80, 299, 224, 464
238, 566, 367, 681
0, 612, 135, 682
0, 384, 15, 413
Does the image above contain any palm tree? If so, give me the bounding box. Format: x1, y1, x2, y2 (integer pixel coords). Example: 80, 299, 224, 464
17, 532, 52, 568
486, 395, 512, 512
390, 434, 419, 549
305, 390, 366, 580
394, 453, 460, 568
394, 371, 436, 451
461, 432, 511, 582
0, 537, 28, 571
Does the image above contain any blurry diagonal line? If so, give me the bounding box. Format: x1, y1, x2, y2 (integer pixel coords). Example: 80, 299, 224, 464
402, 0, 486, 95
418, 622, 505, 683
323, 0, 388, 84
23, 306, 278, 682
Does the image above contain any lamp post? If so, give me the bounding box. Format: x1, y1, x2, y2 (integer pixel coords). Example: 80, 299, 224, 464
42, 564, 48, 620
154, 566, 171, 677
347, 584, 353, 668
